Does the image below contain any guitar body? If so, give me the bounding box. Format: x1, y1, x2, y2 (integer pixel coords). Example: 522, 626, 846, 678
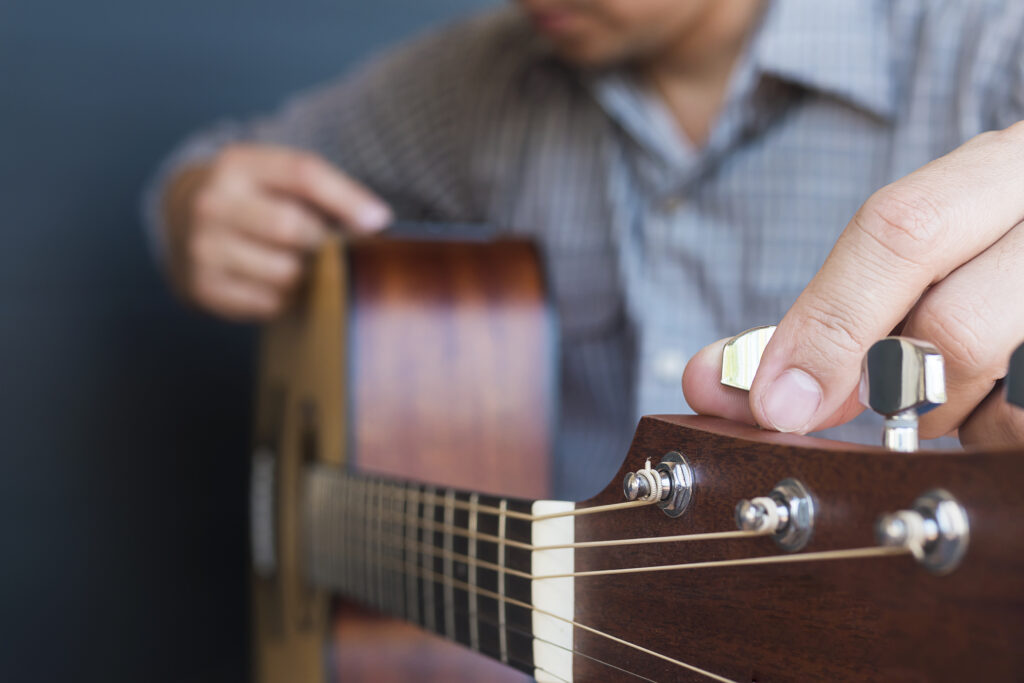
252, 234, 1024, 682
252, 234, 552, 682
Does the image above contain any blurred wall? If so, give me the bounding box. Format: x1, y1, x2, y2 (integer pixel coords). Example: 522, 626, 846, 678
0, 1, 493, 681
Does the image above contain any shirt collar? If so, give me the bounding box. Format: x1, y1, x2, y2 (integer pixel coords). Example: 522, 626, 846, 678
750, 0, 896, 120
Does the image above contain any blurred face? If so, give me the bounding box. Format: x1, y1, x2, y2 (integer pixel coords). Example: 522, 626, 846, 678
518, 0, 718, 66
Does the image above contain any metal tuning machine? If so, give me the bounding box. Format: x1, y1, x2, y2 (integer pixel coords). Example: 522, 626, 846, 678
734, 479, 815, 551
622, 452, 694, 518
721, 325, 776, 390
1007, 342, 1024, 410
860, 337, 946, 452
875, 490, 969, 574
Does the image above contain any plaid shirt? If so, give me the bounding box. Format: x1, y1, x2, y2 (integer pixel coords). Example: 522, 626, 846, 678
148, 0, 1024, 497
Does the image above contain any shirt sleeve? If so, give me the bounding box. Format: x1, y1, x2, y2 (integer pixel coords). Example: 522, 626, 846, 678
141, 9, 523, 261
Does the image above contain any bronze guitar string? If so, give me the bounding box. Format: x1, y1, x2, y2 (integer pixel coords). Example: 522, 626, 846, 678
312, 473, 918, 683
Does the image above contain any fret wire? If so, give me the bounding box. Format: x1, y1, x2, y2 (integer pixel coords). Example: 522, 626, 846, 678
359, 478, 367, 597
381, 483, 390, 615
497, 499, 509, 665
467, 492, 480, 653
422, 486, 436, 634
443, 489, 456, 640
374, 481, 382, 610
393, 485, 404, 619
392, 483, 403, 617
340, 476, 349, 592
405, 486, 419, 624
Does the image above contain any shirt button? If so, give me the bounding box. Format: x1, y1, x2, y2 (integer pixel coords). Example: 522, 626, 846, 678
651, 349, 687, 383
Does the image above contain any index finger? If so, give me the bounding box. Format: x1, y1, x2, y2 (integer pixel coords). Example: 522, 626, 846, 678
749, 124, 1024, 434
222, 145, 393, 232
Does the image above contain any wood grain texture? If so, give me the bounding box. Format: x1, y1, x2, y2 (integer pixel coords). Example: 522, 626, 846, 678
346, 238, 556, 499
572, 415, 1024, 682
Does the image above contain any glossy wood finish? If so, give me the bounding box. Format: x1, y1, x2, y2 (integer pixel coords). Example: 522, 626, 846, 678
572, 415, 1024, 682
346, 238, 556, 499
255, 235, 554, 683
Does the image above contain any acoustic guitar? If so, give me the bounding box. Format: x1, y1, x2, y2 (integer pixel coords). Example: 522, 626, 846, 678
249, 230, 1024, 682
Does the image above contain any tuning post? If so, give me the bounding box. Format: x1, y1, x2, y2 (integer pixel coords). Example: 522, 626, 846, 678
875, 490, 969, 574
860, 337, 946, 452
622, 452, 694, 518
735, 478, 815, 551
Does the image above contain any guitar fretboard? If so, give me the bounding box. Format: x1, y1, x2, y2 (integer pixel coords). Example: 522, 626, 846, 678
303, 466, 575, 681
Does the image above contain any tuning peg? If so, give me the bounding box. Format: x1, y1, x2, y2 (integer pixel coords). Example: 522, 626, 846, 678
1008, 342, 1024, 409
721, 325, 776, 390
859, 337, 946, 452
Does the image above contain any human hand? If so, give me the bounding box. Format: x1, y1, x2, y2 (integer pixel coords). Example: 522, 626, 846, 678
682, 121, 1024, 447
161, 144, 392, 320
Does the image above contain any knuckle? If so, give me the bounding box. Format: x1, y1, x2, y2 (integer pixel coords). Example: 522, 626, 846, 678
797, 297, 868, 361
857, 188, 946, 264
267, 205, 304, 243
290, 153, 326, 188
912, 299, 990, 374
997, 119, 1024, 145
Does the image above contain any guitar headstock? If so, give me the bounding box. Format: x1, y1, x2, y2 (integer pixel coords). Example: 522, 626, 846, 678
565, 330, 1024, 682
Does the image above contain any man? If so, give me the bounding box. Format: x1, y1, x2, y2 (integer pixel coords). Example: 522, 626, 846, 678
148, 0, 1024, 497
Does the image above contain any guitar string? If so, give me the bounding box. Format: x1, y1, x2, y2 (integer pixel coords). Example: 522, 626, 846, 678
326, 489, 738, 682
334, 480, 913, 578
378, 507, 771, 551
413, 586, 659, 683
381, 536, 911, 582
405, 486, 655, 521
385, 554, 739, 683
324, 479, 907, 682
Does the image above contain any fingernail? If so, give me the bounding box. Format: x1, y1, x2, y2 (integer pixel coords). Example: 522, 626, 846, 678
356, 203, 392, 231
761, 368, 822, 433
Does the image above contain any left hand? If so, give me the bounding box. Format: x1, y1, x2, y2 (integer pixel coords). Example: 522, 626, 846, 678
682, 121, 1024, 447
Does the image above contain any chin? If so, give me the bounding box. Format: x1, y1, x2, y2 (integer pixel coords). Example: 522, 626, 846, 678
548, 38, 627, 68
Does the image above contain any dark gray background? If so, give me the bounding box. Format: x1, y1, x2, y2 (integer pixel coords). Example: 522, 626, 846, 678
0, 1, 492, 680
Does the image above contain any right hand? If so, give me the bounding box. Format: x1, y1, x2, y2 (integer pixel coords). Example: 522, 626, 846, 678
162, 144, 392, 320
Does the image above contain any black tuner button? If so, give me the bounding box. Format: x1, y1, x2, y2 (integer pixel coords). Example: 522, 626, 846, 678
1008, 342, 1024, 409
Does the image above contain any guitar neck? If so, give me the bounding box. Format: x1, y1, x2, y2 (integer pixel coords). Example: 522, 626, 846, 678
303, 466, 575, 680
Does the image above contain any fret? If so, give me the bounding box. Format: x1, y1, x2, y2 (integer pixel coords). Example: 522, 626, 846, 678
497, 498, 509, 665
342, 475, 352, 594
375, 479, 384, 611
383, 481, 395, 616
422, 486, 436, 633
377, 481, 389, 614
443, 490, 456, 639
404, 486, 419, 624
362, 478, 372, 604
468, 492, 480, 652
387, 483, 399, 618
